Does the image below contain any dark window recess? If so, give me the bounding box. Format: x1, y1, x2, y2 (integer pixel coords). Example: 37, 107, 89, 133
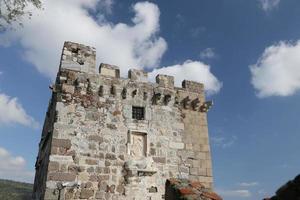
132, 106, 145, 120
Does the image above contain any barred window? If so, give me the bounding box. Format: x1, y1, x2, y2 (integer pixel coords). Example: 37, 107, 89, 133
132, 106, 145, 120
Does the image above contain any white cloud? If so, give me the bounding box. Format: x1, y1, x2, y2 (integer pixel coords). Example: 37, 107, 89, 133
149, 60, 222, 95
217, 189, 251, 198
250, 41, 300, 97
0, 0, 167, 78
0, 93, 38, 128
211, 135, 237, 148
0, 147, 34, 183
239, 182, 259, 187
0, 1, 221, 95
200, 48, 216, 59
258, 0, 280, 11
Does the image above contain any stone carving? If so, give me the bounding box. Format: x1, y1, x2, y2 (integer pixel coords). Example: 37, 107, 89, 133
200, 101, 213, 112
129, 133, 146, 159
191, 98, 200, 110
183, 96, 191, 109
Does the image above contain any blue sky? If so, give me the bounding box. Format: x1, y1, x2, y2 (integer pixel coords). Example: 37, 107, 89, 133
0, 0, 300, 199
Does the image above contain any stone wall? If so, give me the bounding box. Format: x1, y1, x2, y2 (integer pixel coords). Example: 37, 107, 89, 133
32, 41, 214, 200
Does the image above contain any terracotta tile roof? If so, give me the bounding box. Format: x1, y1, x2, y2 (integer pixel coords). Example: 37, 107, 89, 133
166, 178, 222, 200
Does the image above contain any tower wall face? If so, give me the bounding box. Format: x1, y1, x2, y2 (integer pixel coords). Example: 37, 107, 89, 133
33, 42, 213, 200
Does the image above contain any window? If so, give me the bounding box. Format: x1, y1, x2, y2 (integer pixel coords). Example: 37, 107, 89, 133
132, 106, 145, 120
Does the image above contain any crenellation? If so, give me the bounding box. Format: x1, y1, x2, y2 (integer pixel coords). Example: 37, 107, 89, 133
156, 74, 174, 89
128, 69, 148, 82
99, 63, 120, 78
33, 41, 216, 200
60, 41, 96, 74
182, 80, 204, 93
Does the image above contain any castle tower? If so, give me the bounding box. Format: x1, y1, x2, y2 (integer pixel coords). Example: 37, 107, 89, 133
32, 42, 214, 200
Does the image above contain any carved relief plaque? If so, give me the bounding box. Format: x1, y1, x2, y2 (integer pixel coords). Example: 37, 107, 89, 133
129, 132, 147, 159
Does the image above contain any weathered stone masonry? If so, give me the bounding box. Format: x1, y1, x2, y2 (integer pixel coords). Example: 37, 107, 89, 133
32, 41, 214, 200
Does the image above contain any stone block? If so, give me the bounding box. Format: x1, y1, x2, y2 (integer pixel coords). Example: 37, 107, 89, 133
105, 153, 117, 160
44, 189, 59, 200
86, 159, 98, 165
48, 172, 76, 181
62, 84, 75, 94
99, 63, 120, 78
95, 191, 105, 199
156, 74, 174, 88
206, 168, 213, 176
153, 157, 166, 164
52, 138, 72, 149
49, 155, 74, 163
88, 135, 103, 142
48, 161, 59, 172
116, 184, 125, 194
80, 189, 94, 199
169, 142, 184, 149
65, 188, 74, 199
189, 167, 198, 175
60, 41, 96, 74
128, 69, 148, 82
198, 168, 207, 176
182, 80, 204, 93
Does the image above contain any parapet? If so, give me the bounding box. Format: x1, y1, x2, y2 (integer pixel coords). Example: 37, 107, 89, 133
60, 41, 96, 74
99, 63, 120, 78
129, 69, 148, 82
182, 80, 204, 93
156, 74, 174, 89
59, 41, 206, 94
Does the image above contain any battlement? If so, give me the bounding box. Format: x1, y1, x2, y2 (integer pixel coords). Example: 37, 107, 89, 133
60, 41, 96, 74
59, 41, 204, 96
33, 41, 214, 200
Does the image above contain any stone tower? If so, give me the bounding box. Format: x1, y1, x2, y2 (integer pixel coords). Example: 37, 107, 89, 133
32, 41, 214, 200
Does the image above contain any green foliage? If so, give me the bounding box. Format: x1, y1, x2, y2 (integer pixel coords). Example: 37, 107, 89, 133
0, 0, 42, 31
0, 179, 33, 200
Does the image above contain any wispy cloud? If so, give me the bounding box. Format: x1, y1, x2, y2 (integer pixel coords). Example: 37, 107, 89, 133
0, 93, 38, 128
217, 189, 251, 198
0, 147, 34, 183
258, 0, 280, 12
175, 13, 185, 24
200, 48, 216, 59
190, 26, 206, 38
211, 135, 237, 148
238, 182, 259, 187
258, 189, 268, 195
